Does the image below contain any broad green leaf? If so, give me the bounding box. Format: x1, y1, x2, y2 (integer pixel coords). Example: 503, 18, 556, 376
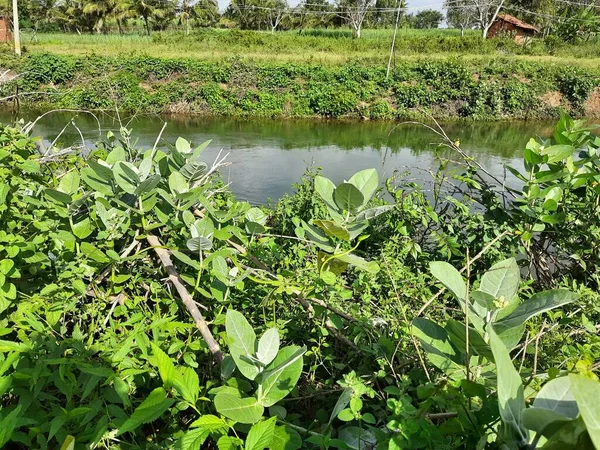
71, 217, 93, 239
190, 414, 228, 432
338, 426, 376, 450
45, 188, 72, 204
169, 171, 189, 195
444, 319, 494, 361
213, 393, 264, 424
135, 174, 161, 196
116, 387, 174, 436
187, 237, 213, 252
59, 171, 80, 195
88, 160, 114, 181
81, 167, 113, 195
0, 376, 12, 397
246, 208, 268, 226
412, 318, 461, 373
335, 253, 379, 274
177, 428, 209, 450
541, 144, 575, 163
106, 147, 127, 165
334, 183, 364, 212
471, 290, 497, 310
348, 168, 378, 205
80, 242, 110, 263
522, 408, 573, 438
225, 310, 259, 380
569, 374, 600, 449
355, 205, 395, 222
180, 161, 208, 184
113, 161, 140, 194
493, 289, 578, 334
313, 220, 350, 241
271, 425, 302, 450
543, 186, 563, 211
245, 417, 277, 450
300, 220, 334, 253
430, 261, 466, 302
257, 328, 280, 366
176, 137, 192, 154
489, 328, 528, 446
533, 376, 578, 419
257, 345, 305, 407
314, 175, 337, 210
480, 257, 520, 302
150, 343, 177, 389
218, 435, 244, 450
541, 416, 595, 450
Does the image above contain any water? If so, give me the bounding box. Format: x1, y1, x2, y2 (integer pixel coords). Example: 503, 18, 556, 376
0, 111, 555, 204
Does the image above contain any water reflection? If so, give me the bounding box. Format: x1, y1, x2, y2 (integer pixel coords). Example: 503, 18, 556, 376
0, 111, 554, 204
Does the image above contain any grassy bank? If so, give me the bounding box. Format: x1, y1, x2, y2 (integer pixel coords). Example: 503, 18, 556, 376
1, 51, 600, 120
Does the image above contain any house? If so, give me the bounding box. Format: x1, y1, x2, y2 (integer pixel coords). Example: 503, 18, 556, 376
488, 14, 539, 42
0, 16, 11, 43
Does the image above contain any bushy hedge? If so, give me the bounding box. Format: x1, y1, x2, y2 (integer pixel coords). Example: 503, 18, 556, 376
2, 52, 600, 120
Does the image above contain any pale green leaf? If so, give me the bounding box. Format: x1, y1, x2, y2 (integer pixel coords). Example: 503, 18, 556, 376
177, 428, 209, 450
480, 258, 520, 301
348, 168, 378, 205
113, 161, 140, 194
334, 183, 364, 212
271, 425, 302, 450
314, 175, 337, 210
313, 220, 350, 241
257, 328, 280, 366
225, 310, 259, 381
214, 393, 264, 424
430, 261, 467, 302
257, 346, 305, 407
59, 171, 80, 195
569, 374, 600, 449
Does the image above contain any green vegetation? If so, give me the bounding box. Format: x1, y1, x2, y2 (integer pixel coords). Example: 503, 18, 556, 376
2, 51, 600, 120
0, 112, 600, 448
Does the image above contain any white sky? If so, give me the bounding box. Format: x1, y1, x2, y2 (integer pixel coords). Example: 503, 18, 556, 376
215, 0, 445, 13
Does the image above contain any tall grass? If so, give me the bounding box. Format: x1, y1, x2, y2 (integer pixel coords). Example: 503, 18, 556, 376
19, 28, 600, 65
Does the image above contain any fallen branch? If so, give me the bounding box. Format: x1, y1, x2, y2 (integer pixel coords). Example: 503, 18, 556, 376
147, 234, 223, 364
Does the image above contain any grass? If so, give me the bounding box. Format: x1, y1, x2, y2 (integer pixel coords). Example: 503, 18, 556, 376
18, 28, 600, 67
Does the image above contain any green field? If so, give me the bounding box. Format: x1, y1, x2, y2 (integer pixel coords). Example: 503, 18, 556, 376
17, 28, 600, 67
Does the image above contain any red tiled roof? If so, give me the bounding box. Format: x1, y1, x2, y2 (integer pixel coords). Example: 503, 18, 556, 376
496, 14, 539, 32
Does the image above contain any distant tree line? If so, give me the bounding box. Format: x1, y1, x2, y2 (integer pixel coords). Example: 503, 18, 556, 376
1, 0, 597, 40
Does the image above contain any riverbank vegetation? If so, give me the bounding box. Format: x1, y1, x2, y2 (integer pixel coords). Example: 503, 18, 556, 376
0, 112, 599, 448
2, 51, 599, 120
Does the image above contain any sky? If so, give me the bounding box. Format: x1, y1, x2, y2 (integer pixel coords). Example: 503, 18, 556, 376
215, 0, 444, 13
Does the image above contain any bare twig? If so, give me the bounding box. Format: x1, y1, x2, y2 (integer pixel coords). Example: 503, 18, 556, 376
147, 234, 223, 364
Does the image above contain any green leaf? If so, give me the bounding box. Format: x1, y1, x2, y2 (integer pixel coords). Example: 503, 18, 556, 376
187, 237, 213, 252
271, 425, 302, 450
337, 409, 354, 421
348, 168, 378, 205
113, 161, 140, 194
72, 217, 93, 239
544, 186, 563, 211
569, 374, 600, 449
314, 175, 337, 210
245, 417, 277, 450
493, 289, 578, 334
412, 318, 461, 373
190, 414, 228, 432
471, 290, 497, 310
176, 137, 192, 154
214, 393, 264, 424
106, 147, 127, 164
480, 257, 520, 302
246, 207, 268, 226
313, 220, 350, 241
0, 405, 20, 448
174, 366, 200, 405
192, 139, 212, 160
334, 183, 364, 212
180, 161, 208, 183
218, 435, 244, 450
329, 389, 352, 425
59, 435, 76, 450
541, 417, 595, 450
80, 242, 110, 263
81, 167, 113, 195
489, 328, 528, 446
150, 343, 177, 389
59, 171, 80, 195
541, 144, 575, 163
169, 172, 189, 195
522, 408, 573, 438
225, 310, 259, 381
355, 205, 394, 222
430, 261, 466, 302
45, 188, 72, 204
257, 328, 280, 366
444, 319, 494, 361
533, 376, 578, 418
335, 253, 379, 274
177, 428, 209, 450
135, 174, 161, 196
116, 387, 175, 436
257, 345, 305, 407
